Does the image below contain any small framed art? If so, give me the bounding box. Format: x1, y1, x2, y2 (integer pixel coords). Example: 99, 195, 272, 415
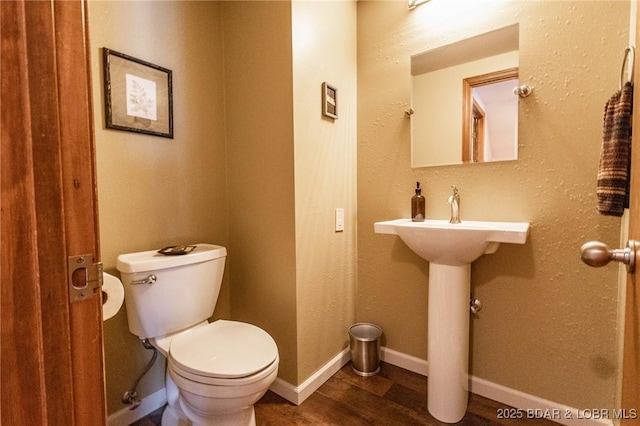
103, 48, 174, 138
322, 82, 337, 119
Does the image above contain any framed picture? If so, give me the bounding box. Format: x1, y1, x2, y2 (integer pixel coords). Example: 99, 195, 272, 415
103, 48, 173, 138
322, 82, 337, 119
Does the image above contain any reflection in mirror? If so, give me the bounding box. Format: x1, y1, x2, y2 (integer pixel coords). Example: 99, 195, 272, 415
462, 68, 518, 163
411, 24, 519, 168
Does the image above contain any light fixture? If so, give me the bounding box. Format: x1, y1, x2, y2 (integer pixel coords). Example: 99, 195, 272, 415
408, 0, 431, 10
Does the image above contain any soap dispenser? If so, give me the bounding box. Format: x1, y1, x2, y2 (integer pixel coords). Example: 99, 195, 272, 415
411, 181, 425, 222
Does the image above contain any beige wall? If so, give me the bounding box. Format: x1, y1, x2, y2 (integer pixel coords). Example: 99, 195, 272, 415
292, 0, 358, 380
222, 1, 299, 384
89, 1, 230, 414
358, 0, 626, 410
223, 0, 358, 384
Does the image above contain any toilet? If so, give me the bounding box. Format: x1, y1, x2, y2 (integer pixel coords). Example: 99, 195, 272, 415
116, 243, 279, 426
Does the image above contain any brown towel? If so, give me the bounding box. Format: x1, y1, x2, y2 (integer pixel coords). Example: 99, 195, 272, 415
597, 82, 633, 216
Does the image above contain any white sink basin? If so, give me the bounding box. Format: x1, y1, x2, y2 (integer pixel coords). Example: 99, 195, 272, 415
374, 218, 530, 266
374, 217, 529, 422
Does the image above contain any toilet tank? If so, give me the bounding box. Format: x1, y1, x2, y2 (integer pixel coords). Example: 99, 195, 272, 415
116, 243, 227, 339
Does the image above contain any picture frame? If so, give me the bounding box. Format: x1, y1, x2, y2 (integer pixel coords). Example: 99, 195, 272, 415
103, 48, 173, 138
322, 82, 337, 119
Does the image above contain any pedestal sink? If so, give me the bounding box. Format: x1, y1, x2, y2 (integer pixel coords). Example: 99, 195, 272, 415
374, 218, 530, 423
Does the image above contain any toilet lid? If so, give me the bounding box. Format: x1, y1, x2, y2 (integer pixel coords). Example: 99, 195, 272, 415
169, 320, 278, 379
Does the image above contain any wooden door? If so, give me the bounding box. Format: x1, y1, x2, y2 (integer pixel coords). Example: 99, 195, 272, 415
622, 6, 640, 424
1, 1, 106, 425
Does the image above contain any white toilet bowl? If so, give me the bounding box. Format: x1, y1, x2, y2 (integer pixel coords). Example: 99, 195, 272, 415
116, 244, 279, 426
152, 320, 279, 426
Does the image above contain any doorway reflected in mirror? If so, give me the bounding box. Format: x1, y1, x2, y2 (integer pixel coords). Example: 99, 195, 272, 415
462, 68, 518, 163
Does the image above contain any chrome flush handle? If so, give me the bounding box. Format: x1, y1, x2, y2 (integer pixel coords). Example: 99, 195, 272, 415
130, 274, 157, 285
580, 240, 639, 273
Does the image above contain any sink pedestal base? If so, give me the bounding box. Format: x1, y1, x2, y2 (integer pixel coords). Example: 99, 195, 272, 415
428, 263, 470, 423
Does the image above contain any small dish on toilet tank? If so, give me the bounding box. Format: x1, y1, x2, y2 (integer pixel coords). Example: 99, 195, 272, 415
157, 245, 196, 256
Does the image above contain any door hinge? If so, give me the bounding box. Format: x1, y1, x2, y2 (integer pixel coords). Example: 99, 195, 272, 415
68, 254, 103, 303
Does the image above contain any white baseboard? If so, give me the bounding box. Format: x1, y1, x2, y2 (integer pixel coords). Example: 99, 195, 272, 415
107, 388, 167, 426
107, 347, 614, 426
470, 376, 613, 426
381, 347, 613, 426
269, 347, 351, 405
381, 346, 429, 376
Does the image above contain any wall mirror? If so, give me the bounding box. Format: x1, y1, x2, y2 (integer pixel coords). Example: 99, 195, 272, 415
410, 24, 519, 168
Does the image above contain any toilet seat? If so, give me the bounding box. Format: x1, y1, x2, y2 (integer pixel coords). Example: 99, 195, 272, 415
168, 320, 278, 381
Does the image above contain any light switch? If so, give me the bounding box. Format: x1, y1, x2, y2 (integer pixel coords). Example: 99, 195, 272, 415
335, 208, 345, 232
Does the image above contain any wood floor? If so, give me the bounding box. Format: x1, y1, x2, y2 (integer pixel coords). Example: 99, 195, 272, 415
131, 362, 557, 425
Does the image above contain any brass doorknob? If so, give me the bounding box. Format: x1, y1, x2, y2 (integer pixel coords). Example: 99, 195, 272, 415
580, 240, 638, 273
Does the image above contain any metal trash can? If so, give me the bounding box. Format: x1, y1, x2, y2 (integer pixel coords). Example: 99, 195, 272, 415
349, 323, 382, 376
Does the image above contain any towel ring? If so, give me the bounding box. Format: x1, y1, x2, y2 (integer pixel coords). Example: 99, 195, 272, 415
619, 46, 635, 90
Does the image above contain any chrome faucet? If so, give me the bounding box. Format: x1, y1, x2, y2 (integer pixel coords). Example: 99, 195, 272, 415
448, 186, 461, 223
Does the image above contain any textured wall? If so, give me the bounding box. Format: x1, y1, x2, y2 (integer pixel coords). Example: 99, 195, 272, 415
224, 0, 358, 385
357, 0, 627, 409
292, 1, 358, 381
222, 1, 299, 384
88, 1, 229, 414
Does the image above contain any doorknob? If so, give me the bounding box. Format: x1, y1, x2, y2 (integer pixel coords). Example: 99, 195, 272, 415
580, 240, 639, 273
